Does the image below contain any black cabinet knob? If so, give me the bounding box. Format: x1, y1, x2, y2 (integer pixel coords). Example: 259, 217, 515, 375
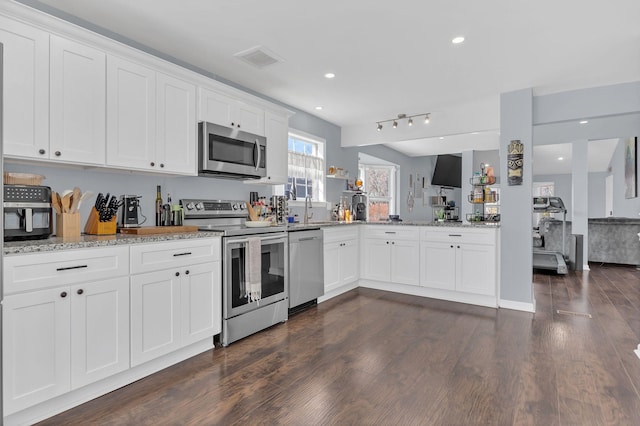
39, 149, 46, 155
185, 270, 190, 275
60, 291, 67, 298
160, 163, 165, 168
450, 245, 454, 248
77, 289, 84, 295
175, 272, 180, 277
231, 122, 235, 127
55, 151, 61, 156
237, 124, 241, 128
150, 162, 155, 167
457, 245, 460, 249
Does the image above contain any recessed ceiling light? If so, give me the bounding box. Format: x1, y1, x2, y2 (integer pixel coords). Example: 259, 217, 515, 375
315, 106, 323, 110
558, 157, 564, 161
579, 120, 588, 124
324, 72, 335, 79
439, 137, 445, 140
452, 36, 465, 44
472, 132, 479, 135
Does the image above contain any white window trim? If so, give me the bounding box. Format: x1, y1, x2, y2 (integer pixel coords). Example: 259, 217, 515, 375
287, 128, 327, 203
360, 163, 398, 216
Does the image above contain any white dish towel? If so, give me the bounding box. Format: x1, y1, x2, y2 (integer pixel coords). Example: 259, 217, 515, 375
246, 237, 262, 302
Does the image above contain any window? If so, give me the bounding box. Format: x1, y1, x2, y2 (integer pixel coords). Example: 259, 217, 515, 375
359, 164, 397, 222
286, 130, 325, 202
533, 182, 555, 227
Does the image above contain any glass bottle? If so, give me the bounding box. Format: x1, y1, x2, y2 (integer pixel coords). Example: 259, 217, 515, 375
155, 185, 163, 226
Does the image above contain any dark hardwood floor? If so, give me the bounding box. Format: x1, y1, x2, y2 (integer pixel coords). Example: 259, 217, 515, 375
39, 264, 640, 425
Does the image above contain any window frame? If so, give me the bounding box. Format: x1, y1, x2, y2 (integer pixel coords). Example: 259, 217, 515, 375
359, 163, 398, 221
286, 129, 326, 205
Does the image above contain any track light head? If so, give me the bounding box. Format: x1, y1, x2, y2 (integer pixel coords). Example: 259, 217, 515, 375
424, 114, 430, 124
408, 118, 413, 126
392, 120, 398, 128
377, 123, 382, 131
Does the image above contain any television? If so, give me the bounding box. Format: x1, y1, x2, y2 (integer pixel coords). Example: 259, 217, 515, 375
431, 154, 462, 188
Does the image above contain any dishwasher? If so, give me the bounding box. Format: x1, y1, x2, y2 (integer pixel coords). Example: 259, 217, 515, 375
288, 228, 324, 313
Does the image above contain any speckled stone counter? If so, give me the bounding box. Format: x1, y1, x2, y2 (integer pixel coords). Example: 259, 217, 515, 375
3, 231, 223, 256
288, 220, 499, 230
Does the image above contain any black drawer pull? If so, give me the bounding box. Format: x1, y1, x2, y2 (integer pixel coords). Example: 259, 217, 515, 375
56, 265, 88, 271
448, 234, 462, 237
173, 252, 192, 257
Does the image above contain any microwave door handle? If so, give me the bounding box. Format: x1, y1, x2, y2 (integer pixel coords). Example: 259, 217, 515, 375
254, 139, 261, 171
25, 208, 33, 233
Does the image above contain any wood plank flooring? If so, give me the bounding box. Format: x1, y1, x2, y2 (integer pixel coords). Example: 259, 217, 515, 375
39, 264, 640, 425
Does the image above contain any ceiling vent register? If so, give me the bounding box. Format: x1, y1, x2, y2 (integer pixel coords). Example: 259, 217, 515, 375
234, 45, 284, 69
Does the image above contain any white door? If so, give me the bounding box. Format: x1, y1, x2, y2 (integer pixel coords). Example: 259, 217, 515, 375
323, 241, 342, 292
361, 238, 391, 281
130, 269, 181, 366
457, 244, 496, 296
181, 262, 221, 345
420, 241, 456, 291
50, 35, 106, 165
70, 277, 130, 389
3, 288, 71, 415
156, 72, 196, 175
605, 174, 613, 217
106, 55, 156, 170
340, 239, 359, 285
0, 16, 49, 159
391, 240, 420, 286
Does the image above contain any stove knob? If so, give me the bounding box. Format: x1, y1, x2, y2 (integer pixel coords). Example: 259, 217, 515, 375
239, 203, 246, 210
232, 203, 240, 210
195, 202, 204, 211
186, 202, 195, 210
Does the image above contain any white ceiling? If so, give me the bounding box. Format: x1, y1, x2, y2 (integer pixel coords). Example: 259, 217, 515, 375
22, 0, 640, 156
532, 139, 618, 175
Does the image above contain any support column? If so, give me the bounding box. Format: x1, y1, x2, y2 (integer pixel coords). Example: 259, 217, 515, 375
571, 141, 590, 270
499, 89, 534, 311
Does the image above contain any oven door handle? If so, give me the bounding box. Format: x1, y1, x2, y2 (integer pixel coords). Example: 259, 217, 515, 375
226, 234, 286, 245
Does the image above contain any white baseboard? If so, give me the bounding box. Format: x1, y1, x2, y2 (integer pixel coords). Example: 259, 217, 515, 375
635, 344, 640, 360
318, 281, 358, 303
499, 299, 536, 313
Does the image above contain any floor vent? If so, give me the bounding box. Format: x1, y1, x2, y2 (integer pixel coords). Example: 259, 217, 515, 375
234, 45, 284, 69
556, 309, 592, 318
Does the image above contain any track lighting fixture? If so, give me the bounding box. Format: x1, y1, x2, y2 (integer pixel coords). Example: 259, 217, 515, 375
375, 113, 431, 131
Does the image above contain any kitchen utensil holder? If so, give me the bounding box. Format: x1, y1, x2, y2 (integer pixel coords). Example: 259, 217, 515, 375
84, 207, 117, 235
56, 212, 81, 237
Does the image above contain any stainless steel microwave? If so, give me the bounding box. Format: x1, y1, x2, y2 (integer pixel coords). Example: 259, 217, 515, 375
198, 122, 267, 179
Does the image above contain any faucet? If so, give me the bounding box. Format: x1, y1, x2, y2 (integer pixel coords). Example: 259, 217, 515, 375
304, 195, 313, 224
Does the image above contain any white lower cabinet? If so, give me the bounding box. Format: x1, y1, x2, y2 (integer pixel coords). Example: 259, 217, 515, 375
323, 227, 359, 293
361, 226, 420, 286
130, 239, 221, 367
420, 227, 498, 297
2, 276, 129, 416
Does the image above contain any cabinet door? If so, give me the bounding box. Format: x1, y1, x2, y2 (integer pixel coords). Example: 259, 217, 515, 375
341, 239, 359, 285
457, 244, 497, 296
50, 35, 106, 165
256, 111, 288, 184
391, 239, 420, 286
198, 87, 235, 128
235, 101, 265, 135
70, 277, 130, 389
361, 238, 391, 282
0, 16, 49, 159
106, 55, 156, 170
323, 241, 342, 292
130, 269, 181, 366
3, 288, 71, 415
181, 262, 221, 346
420, 241, 456, 291
156, 72, 197, 175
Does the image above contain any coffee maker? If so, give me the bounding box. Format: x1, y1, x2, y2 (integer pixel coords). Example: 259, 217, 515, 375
118, 195, 142, 228
352, 193, 367, 221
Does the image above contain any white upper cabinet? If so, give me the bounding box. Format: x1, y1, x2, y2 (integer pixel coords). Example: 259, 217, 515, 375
50, 35, 106, 165
106, 55, 157, 171
0, 16, 49, 159
198, 87, 265, 136
156, 72, 197, 174
256, 110, 289, 184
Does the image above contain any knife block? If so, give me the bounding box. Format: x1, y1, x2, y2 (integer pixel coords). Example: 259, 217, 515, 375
84, 207, 117, 235
56, 212, 81, 237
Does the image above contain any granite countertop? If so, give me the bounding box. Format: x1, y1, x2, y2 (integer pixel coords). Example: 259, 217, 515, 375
288, 220, 499, 230
3, 231, 223, 256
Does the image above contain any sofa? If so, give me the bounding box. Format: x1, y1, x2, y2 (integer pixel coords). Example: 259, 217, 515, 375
538, 217, 640, 266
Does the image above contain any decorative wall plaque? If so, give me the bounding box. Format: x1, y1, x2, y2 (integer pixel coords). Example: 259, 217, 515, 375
507, 140, 524, 186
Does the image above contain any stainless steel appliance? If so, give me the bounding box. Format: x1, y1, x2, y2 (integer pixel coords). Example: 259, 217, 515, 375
118, 195, 142, 228
352, 193, 368, 221
288, 228, 324, 312
182, 199, 288, 346
3, 185, 52, 241
198, 122, 267, 179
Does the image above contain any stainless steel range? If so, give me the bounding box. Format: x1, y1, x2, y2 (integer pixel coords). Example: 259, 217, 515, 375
181, 199, 288, 346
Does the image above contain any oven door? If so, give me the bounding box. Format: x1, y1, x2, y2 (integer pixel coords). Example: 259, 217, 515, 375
199, 122, 266, 178
223, 233, 288, 319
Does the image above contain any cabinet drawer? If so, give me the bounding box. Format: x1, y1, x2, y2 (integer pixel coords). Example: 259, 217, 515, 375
130, 237, 220, 274
422, 227, 497, 245
3, 246, 129, 295
364, 226, 418, 241
323, 226, 358, 243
